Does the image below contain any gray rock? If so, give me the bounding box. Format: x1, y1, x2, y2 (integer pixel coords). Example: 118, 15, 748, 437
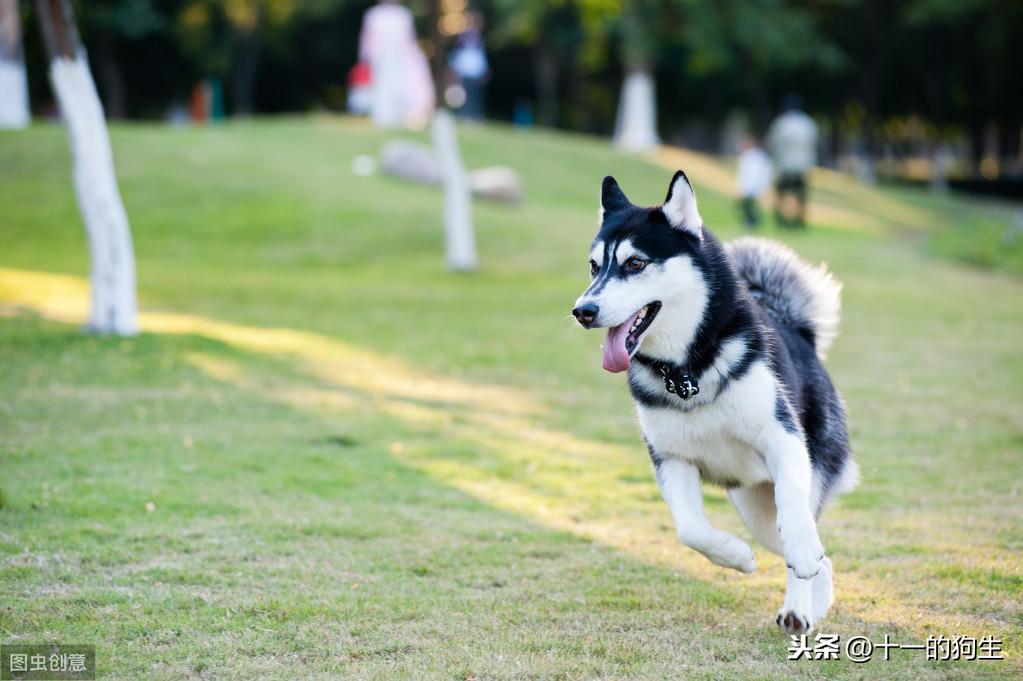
378, 139, 524, 204
379, 139, 440, 185
469, 166, 523, 204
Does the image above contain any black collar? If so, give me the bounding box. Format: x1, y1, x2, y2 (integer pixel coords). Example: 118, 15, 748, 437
653, 361, 700, 400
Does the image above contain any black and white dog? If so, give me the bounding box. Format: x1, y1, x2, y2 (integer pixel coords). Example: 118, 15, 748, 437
572, 171, 858, 634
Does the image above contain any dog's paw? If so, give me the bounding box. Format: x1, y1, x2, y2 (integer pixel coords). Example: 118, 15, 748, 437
704, 532, 756, 574
780, 521, 825, 579
776, 609, 814, 635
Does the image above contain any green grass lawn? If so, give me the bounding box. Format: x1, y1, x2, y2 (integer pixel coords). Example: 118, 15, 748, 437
1, 117, 1021, 680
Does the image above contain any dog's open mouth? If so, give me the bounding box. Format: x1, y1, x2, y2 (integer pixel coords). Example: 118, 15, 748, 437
602, 302, 661, 373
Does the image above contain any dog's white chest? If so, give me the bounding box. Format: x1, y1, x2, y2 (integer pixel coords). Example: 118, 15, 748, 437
636, 399, 772, 488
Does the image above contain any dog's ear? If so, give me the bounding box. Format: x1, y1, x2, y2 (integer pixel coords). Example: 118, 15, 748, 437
662, 170, 703, 237
600, 176, 630, 217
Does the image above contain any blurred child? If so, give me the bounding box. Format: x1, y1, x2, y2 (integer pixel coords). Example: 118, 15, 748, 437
346, 62, 372, 115
736, 135, 773, 228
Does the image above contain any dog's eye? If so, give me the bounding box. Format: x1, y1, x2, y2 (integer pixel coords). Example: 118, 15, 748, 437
589, 260, 598, 277
625, 257, 648, 273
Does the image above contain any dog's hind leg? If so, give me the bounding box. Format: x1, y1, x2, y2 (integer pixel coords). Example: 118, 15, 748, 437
728, 483, 783, 555
811, 556, 834, 621
777, 567, 815, 635
757, 429, 825, 580
731, 483, 830, 632
775, 555, 834, 634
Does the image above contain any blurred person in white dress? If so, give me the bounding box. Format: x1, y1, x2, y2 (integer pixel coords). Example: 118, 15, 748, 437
358, 0, 435, 129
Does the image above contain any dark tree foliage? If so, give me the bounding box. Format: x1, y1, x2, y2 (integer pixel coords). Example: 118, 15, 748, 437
17, 0, 1023, 164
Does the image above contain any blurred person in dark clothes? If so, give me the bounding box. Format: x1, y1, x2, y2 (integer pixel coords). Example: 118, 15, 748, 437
766, 95, 817, 228
448, 13, 489, 122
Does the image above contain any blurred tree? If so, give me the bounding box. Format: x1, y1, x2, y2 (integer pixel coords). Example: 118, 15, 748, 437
900, 0, 1023, 172
613, 0, 661, 151
174, 0, 302, 116
489, 0, 586, 128
35, 0, 137, 335
78, 0, 163, 118
488, 0, 633, 132
806, 0, 1022, 174
243, 0, 370, 113
679, 0, 845, 130
0, 0, 30, 127
225, 0, 262, 116
12, 0, 1019, 178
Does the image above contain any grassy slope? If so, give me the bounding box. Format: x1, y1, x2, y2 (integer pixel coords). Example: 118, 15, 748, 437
0, 117, 1021, 680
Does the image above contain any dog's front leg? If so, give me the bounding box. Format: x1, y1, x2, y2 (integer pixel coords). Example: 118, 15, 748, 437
760, 429, 824, 579
656, 458, 756, 573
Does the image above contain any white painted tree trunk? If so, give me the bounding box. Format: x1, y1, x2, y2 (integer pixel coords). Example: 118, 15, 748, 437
432, 107, 477, 271
0, 56, 28, 128
613, 68, 659, 153
49, 55, 137, 334
0, 0, 30, 128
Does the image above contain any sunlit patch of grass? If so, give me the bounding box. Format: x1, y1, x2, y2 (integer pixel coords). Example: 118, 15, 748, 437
810, 166, 935, 230
0, 267, 534, 419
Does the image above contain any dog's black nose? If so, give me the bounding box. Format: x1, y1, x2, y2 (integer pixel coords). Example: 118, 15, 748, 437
573, 303, 599, 326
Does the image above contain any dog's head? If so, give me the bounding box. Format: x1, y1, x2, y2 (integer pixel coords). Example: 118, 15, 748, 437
573, 170, 710, 373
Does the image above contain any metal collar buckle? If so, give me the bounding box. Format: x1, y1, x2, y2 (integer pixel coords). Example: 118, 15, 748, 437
658, 364, 700, 400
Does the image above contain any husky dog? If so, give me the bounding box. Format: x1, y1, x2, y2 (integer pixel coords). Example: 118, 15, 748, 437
572, 171, 858, 634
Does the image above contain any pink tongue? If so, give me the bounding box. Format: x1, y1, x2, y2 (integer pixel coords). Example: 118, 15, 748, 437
602, 310, 642, 373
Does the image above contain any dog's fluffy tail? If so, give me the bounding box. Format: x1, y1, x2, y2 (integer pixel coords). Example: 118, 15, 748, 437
725, 237, 842, 359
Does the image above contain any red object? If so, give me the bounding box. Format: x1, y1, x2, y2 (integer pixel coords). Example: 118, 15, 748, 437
188, 82, 208, 123
348, 62, 372, 86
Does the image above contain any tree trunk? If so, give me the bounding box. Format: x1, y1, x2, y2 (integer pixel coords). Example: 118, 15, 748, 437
432, 108, 477, 271
968, 117, 985, 176
97, 33, 126, 119
533, 43, 558, 128
0, 0, 30, 128
429, 0, 477, 272
613, 5, 658, 152
37, 0, 137, 335
614, 66, 659, 152
231, 24, 261, 116
740, 58, 771, 132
